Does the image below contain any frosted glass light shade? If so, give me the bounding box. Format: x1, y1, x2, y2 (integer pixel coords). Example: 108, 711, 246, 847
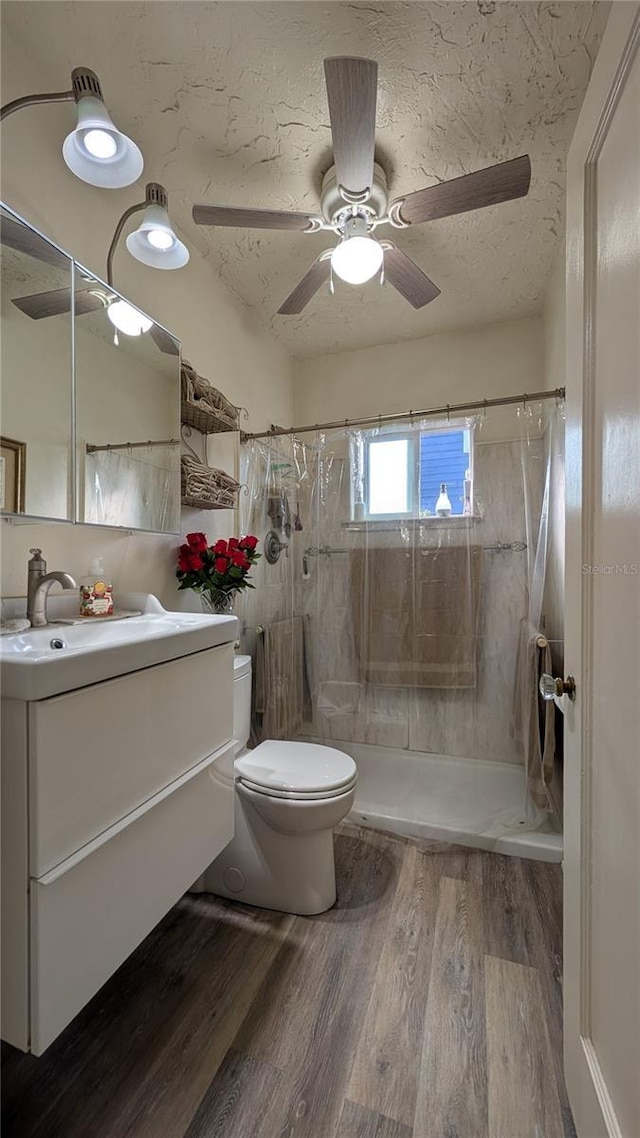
107, 300, 153, 337
125, 203, 189, 270
63, 95, 143, 188
331, 235, 383, 285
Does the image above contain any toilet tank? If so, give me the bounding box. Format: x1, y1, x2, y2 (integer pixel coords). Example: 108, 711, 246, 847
233, 654, 252, 753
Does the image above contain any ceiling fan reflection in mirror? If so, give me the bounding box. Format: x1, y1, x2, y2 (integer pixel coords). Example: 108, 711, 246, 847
0, 210, 179, 354
192, 56, 531, 315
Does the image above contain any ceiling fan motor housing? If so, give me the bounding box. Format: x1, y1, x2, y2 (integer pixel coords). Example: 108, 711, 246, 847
321, 162, 389, 225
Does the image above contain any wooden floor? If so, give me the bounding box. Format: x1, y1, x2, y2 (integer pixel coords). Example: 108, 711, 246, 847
1, 822, 574, 1138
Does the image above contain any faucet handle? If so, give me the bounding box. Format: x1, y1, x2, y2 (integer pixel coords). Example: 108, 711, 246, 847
28, 548, 46, 571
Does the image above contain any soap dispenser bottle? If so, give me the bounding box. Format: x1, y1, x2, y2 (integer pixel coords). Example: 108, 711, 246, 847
435, 483, 452, 517
79, 557, 114, 617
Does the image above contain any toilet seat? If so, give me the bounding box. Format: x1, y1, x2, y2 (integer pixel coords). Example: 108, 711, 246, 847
235, 739, 356, 799
237, 773, 358, 801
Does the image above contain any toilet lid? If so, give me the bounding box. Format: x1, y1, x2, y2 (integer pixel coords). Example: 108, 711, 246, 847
235, 739, 356, 795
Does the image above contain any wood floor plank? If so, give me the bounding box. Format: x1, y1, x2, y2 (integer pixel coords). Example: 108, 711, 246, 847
183, 1047, 288, 1138
481, 851, 531, 965
518, 859, 570, 1134
234, 826, 402, 1071
414, 875, 488, 1138
336, 1099, 413, 1138
347, 844, 437, 1126
265, 829, 403, 1138
107, 904, 295, 1138
485, 955, 565, 1138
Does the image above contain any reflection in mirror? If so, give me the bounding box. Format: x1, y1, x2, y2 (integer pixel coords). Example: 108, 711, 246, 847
73, 264, 181, 533
0, 206, 74, 520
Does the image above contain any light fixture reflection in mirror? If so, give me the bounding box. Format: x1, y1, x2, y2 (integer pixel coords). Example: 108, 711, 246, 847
107, 299, 153, 344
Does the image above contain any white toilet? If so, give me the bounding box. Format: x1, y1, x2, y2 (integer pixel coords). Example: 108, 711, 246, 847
200, 654, 357, 915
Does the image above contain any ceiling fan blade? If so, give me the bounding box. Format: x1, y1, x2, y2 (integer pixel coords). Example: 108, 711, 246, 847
192, 204, 318, 231
150, 323, 180, 356
323, 57, 377, 199
1, 214, 70, 270
11, 287, 106, 319
383, 244, 441, 309
277, 255, 331, 315
392, 155, 532, 226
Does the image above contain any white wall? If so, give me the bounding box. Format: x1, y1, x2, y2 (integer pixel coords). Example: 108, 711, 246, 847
294, 315, 545, 441
1, 26, 294, 608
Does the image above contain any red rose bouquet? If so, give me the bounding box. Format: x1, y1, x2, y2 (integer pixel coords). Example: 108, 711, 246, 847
176, 532, 260, 613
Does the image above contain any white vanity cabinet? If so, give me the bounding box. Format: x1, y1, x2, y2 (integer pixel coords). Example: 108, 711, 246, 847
1, 641, 235, 1055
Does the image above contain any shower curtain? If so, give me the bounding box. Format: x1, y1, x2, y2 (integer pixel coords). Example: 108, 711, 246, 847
237, 400, 564, 826
85, 445, 181, 531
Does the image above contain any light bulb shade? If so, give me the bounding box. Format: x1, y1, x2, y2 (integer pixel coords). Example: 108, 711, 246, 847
63, 95, 143, 188
125, 202, 189, 270
331, 234, 384, 285
107, 299, 153, 337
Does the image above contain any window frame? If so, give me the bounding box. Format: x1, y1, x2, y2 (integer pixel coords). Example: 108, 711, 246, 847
359, 420, 473, 522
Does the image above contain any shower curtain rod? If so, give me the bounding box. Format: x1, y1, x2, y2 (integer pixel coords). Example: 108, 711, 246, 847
240, 387, 565, 442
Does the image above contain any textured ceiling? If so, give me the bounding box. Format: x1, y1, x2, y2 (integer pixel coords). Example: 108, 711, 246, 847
3, 2, 608, 358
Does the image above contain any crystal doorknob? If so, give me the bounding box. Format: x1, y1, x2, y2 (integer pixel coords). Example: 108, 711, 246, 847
539, 674, 576, 701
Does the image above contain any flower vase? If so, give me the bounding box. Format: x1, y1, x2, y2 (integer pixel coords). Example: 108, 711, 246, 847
201, 590, 234, 616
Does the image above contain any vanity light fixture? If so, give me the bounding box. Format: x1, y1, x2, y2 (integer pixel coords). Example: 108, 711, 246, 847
107, 182, 189, 286
331, 216, 383, 285
0, 67, 143, 189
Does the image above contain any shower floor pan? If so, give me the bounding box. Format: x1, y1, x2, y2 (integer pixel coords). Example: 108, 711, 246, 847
301, 739, 563, 863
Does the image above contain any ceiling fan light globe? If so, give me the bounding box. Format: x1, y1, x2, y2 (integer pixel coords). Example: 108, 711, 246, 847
107, 299, 153, 337
126, 202, 189, 270
331, 235, 383, 285
63, 95, 143, 188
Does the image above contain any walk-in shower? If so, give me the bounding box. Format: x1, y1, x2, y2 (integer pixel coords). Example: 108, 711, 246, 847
238, 392, 565, 861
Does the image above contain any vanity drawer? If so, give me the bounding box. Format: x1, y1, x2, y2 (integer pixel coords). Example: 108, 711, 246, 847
30, 741, 234, 1055
29, 643, 233, 877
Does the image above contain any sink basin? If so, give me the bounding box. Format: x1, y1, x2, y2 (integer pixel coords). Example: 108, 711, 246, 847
0, 593, 239, 701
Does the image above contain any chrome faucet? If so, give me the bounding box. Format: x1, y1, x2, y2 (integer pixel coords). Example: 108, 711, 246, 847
27, 548, 78, 628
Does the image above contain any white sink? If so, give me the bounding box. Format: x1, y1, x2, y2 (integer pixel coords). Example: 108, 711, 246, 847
0, 593, 239, 701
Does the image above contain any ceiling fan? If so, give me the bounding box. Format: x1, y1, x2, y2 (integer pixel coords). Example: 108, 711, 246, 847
192, 57, 531, 315
1, 213, 179, 354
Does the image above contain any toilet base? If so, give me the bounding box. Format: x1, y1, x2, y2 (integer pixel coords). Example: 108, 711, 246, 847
195, 784, 343, 915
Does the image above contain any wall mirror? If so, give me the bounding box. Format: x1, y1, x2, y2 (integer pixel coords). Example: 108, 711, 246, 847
73, 264, 181, 532
1, 205, 74, 521
0, 204, 181, 533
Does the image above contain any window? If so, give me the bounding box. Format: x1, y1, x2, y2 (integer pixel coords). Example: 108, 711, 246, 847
358, 424, 473, 520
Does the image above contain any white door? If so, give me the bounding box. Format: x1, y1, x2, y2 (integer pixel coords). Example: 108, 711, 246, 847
564, 5, 640, 1137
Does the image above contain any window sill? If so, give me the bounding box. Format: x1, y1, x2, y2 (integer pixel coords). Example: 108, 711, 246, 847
342, 516, 484, 532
